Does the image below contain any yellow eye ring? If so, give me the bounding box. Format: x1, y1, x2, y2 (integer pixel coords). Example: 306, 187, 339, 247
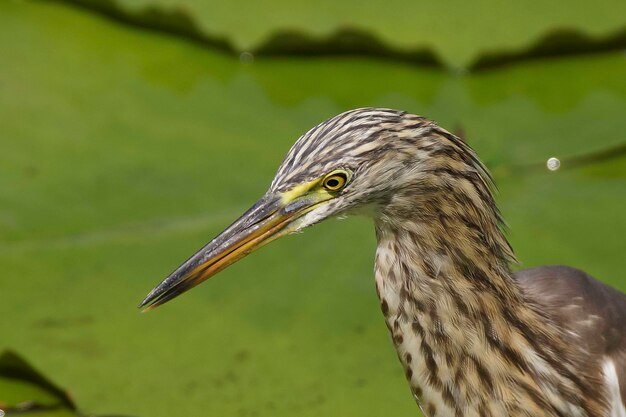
322, 171, 348, 191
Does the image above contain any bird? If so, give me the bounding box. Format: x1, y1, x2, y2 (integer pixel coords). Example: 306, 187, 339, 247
140, 108, 626, 417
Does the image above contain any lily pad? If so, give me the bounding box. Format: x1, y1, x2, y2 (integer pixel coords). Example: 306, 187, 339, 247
0, 2, 624, 417
58, 0, 626, 68
0, 350, 77, 416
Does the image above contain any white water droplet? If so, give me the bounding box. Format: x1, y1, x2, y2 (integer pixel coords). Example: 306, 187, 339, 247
547, 157, 561, 171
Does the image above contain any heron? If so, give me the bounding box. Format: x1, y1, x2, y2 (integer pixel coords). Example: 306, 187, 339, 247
140, 108, 626, 417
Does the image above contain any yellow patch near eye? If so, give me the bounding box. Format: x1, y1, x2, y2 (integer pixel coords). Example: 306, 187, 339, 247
280, 170, 351, 204
280, 179, 320, 204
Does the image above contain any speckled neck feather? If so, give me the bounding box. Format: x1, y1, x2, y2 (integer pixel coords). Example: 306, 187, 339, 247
372, 127, 608, 417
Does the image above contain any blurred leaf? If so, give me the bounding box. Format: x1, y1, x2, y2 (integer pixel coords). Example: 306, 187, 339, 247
0, 2, 624, 417
0, 350, 76, 416
57, 0, 626, 68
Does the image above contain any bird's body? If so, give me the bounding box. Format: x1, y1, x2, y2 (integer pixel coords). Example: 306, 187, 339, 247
142, 108, 626, 417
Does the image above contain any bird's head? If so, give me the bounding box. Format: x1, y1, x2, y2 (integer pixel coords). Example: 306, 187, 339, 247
140, 108, 497, 310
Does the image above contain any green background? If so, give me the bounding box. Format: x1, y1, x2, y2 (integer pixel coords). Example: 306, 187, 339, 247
1, 1, 625, 416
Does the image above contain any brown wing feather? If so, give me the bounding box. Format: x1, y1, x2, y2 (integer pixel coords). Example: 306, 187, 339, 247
514, 265, 626, 407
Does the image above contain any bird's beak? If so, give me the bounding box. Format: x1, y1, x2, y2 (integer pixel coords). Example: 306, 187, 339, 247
139, 189, 324, 311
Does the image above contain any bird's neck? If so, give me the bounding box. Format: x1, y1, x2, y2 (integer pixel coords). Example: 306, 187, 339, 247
373, 216, 607, 417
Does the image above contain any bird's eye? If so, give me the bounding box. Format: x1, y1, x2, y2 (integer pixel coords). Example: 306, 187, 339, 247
322, 171, 348, 192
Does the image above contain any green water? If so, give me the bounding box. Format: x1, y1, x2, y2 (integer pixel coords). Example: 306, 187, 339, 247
0, 1, 624, 416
